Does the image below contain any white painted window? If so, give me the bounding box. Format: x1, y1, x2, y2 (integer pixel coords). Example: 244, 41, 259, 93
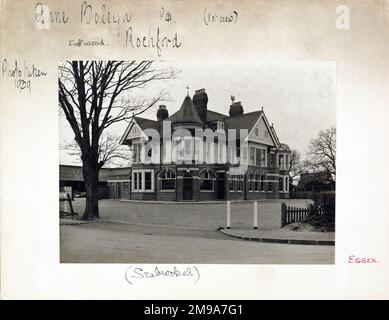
278, 154, 284, 169
132, 169, 154, 192
132, 143, 142, 163
284, 176, 289, 192
216, 121, 225, 132
229, 174, 243, 192
251, 146, 267, 167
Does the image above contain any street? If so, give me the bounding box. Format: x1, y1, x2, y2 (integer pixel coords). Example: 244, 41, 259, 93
60, 219, 334, 264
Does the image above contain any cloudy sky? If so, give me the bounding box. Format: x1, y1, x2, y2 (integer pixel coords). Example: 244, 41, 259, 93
59, 61, 336, 165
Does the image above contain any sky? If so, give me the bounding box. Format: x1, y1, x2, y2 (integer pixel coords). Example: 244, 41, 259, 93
59, 61, 336, 165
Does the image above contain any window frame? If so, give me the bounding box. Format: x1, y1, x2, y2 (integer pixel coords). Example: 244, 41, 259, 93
159, 169, 176, 191
132, 169, 154, 192
200, 170, 216, 191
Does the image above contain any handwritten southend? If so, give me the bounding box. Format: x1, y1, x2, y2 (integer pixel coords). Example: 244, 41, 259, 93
125, 265, 200, 285
1, 59, 47, 93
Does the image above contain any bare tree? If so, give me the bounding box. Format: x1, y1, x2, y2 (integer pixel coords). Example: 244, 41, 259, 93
305, 126, 336, 180
61, 132, 132, 167
288, 149, 304, 183
58, 61, 177, 220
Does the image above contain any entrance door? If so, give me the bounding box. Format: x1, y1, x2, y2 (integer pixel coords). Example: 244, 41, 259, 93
217, 172, 226, 200
116, 182, 121, 199
183, 172, 193, 200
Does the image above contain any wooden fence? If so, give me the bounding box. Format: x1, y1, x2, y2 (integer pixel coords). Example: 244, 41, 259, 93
281, 203, 334, 227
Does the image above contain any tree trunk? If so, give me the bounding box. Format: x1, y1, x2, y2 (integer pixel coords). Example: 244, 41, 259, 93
81, 160, 100, 220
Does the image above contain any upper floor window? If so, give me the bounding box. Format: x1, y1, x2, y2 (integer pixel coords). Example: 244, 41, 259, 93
132, 143, 141, 163
278, 154, 285, 169
252, 147, 266, 167
216, 121, 224, 132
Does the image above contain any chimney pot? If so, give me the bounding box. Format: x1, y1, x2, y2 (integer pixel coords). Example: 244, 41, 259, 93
157, 105, 169, 121
193, 88, 208, 123
229, 101, 244, 117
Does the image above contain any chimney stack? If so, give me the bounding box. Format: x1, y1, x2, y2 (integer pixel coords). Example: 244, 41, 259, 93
229, 101, 244, 117
157, 105, 169, 121
192, 88, 208, 124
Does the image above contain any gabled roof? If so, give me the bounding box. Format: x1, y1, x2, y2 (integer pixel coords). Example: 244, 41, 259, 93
207, 110, 228, 122
270, 125, 281, 147
120, 116, 159, 145
225, 111, 262, 131
134, 116, 159, 132
169, 96, 203, 126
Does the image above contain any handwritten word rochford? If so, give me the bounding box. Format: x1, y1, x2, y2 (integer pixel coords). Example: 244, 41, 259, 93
124, 27, 182, 57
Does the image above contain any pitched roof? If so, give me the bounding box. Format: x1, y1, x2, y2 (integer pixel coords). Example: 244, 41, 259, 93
224, 111, 262, 131
169, 96, 203, 126
134, 116, 160, 132
206, 110, 228, 122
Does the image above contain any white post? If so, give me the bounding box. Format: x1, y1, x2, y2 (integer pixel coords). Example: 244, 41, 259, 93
253, 201, 258, 229
226, 201, 231, 229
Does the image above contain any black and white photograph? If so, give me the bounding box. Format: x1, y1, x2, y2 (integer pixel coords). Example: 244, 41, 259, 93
59, 60, 336, 264
2, 0, 388, 301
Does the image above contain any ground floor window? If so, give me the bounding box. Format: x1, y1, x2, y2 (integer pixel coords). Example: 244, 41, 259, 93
159, 169, 176, 190
268, 182, 273, 193
123, 182, 129, 191
145, 172, 152, 190
255, 172, 260, 191
248, 171, 265, 192
260, 174, 265, 191
229, 174, 243, 192
248, 172, 254, 191
284, 176, 289, 192
200, 170, 215, 191
109, 182, 115, 191
279, 177, 284, 191
132, 170, 154, 192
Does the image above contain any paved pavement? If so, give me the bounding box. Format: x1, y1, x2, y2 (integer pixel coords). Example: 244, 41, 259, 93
220, 228, 335, 245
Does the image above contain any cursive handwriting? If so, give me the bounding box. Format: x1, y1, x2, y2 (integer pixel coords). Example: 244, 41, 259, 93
68, 38, 107, 47
1, 59, 47, 93
348, 255, 379, 264
203, 9, 238, 26
125, 265, 200, 285
124, 27, 182, 57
